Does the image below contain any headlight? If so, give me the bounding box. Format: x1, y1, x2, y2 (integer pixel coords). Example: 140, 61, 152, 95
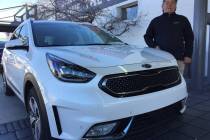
46, 53, 96, 83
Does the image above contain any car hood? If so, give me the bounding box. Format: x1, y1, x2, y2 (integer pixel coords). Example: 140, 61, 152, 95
40, 45, 175, 68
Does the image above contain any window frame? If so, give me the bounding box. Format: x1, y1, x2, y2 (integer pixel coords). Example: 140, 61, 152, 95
120, 2, 138, 21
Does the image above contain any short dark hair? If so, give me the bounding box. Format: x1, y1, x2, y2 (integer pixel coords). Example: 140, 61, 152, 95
163, 0, 177, 3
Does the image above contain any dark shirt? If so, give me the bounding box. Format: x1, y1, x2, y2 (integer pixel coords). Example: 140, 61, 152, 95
144, 12, 194, 60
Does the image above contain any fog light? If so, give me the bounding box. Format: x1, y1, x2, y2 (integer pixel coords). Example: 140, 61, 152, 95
86, 122, 117, 137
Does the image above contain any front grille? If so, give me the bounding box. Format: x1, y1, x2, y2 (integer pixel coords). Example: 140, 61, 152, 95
99, 66, 181, 97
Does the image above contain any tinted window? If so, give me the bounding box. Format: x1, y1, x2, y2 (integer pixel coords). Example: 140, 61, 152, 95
122, 4, 138, 20
32, 22, 124, 47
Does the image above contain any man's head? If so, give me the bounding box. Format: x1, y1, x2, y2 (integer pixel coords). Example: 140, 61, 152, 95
162, 0, 177, 14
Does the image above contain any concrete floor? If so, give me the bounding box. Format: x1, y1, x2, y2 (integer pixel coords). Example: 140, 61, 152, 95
0, 76, 27, 124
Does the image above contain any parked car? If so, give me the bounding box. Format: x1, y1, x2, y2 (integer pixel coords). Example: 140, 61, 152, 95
2, 19, 188, 140
0, 41, 6, 63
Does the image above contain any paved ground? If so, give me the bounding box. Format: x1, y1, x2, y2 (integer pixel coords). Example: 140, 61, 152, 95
125, 90, 210, 140
0, 119, 32, 140
0, 78, 210, 139
0, 76, 27, 124
0, 76, 32, 140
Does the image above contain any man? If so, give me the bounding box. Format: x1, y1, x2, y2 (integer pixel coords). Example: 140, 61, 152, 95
144, 0, 194, 74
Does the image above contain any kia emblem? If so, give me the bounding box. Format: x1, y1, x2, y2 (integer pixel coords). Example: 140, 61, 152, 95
142, 64, 152, 68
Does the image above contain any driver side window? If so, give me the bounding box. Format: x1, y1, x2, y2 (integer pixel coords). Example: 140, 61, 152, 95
10, 27, 21, 40
19, 25, 28, 41
10, 24, 28, 41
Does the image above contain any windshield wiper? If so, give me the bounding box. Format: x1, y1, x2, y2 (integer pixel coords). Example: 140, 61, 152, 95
85, 43, 113, 45
38, 42, 128, 47
108, 42, 128, 45
85, 42, 128, 46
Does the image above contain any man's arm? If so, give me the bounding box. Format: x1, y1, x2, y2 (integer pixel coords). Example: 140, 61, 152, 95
144, 20, 158, 48
183, 17, 194, 60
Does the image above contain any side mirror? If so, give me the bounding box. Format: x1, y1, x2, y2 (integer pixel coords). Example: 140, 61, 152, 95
5, 38, 29, 51
22, 36, 29, 46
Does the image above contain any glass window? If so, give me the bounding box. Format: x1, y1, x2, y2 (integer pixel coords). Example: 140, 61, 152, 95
32, 22, 124, 47
19, 25, 28, 40
10, 27, 21, 40
122, 4, 138, 20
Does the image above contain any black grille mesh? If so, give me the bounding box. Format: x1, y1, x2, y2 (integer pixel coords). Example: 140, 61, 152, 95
99, 66, 181, 97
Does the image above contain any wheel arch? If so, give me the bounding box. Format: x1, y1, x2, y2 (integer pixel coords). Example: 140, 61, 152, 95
24, 73, 45, 110
24, 73, 52, 139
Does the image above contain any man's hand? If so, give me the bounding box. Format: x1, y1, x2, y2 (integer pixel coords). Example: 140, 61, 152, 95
184, 57, 192, 64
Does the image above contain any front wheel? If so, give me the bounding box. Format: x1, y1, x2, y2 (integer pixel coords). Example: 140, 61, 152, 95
26, 87, 51, 140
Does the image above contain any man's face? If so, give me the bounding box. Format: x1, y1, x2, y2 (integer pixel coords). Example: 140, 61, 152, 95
162, 0, 177, 13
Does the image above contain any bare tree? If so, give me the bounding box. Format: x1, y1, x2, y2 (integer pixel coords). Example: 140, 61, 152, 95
97, 13, 142, 36
37, 0, 104, 23
37, 0, 143, 36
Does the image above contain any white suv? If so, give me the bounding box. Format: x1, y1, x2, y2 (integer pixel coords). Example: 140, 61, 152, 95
1, 20, 188, 140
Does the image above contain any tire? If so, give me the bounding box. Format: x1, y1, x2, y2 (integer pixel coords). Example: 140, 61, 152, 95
2, 72, 14, 96
26, 87, 52, 140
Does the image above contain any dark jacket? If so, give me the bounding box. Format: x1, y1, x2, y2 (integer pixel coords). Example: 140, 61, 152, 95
144, 12, 194, 60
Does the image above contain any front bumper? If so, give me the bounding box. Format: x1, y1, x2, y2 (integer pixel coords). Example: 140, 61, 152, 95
44, 75, 188, 140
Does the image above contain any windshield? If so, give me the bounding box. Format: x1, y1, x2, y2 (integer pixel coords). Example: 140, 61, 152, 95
32, 22, 124, 47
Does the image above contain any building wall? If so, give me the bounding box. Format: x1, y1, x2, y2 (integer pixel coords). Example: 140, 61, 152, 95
104, 0, 195, 47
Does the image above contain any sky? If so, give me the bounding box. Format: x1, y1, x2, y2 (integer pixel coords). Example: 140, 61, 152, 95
0, 0, 37, 40
0, 0, 37, 9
